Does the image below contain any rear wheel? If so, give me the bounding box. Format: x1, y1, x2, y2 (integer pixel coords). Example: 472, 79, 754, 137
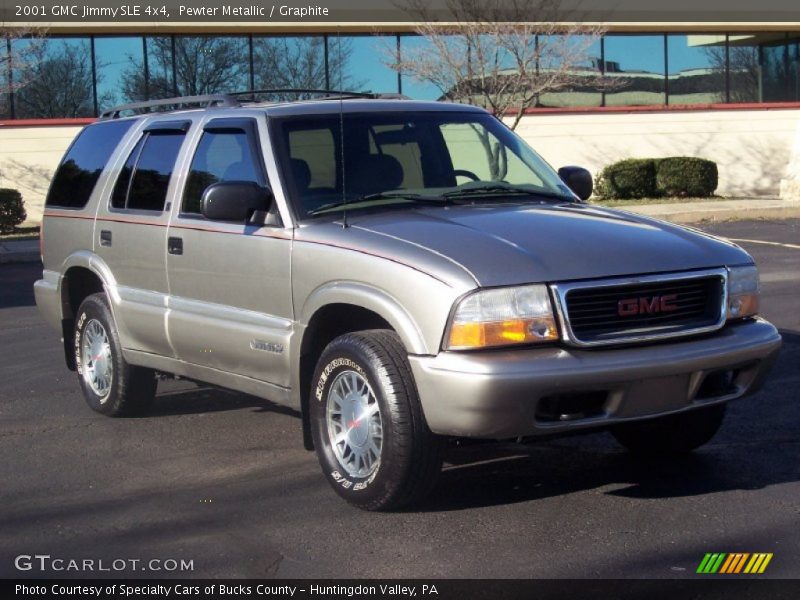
310, 330, 443, 511
611, 404, 726, 456
74, 293, 156, 417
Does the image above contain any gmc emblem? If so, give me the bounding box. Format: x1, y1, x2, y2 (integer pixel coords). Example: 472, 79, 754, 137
618, 294, 679, 316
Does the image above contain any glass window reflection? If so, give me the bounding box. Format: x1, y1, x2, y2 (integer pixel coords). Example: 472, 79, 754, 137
604, 35, 666, 106
95, 36, 144, 111
329, 35, 399, 94
14, 37, 94, 118
667, 34, 726, 105
252, 36, 328, 98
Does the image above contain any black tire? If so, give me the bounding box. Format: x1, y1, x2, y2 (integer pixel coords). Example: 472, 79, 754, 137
310, 330, 443, 511
611, 403, 726, 456
74, 293, 156, 417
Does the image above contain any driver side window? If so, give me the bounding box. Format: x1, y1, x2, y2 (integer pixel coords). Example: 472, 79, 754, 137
182, 126, 265, 215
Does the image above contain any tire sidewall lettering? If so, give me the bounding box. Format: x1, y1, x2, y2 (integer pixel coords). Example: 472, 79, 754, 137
74, 311, 87, 376
315, 357, 367, 402
315, 355, 379, 494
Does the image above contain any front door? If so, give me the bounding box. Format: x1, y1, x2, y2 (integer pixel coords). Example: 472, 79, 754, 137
166, 116, 293, 387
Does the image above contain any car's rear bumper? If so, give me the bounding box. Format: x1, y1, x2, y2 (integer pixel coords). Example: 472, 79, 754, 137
409, 318, 782, 438
33, 270, 63, 332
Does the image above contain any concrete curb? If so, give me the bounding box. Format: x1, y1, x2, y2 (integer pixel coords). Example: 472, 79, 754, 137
609, 200, 800, 225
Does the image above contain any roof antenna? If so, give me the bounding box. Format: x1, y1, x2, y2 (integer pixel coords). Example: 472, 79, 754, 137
337, 28, 349, 229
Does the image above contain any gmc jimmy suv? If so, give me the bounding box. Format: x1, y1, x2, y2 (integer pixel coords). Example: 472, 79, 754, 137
34, 92, 782, 510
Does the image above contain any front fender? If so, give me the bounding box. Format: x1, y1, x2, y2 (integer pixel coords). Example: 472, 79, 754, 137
299, 281, 428, 355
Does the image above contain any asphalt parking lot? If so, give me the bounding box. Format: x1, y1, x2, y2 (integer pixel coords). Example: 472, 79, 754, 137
1, 219, 798, 579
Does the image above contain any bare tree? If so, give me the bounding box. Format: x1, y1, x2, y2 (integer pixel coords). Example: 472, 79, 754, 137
704, 43, 759, 103
13, 40, 96, 118
388, 0, 617, 130
252, 36, 365, 100
121, 36, 249, 101
1, 27, 46, 93
1, 26, 47, 117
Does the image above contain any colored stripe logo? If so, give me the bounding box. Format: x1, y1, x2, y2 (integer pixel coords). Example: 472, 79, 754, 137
697, 553, 773, 574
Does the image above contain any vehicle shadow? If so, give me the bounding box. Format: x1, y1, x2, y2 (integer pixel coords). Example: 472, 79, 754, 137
415, 329, 799, 513
0, 262, 41, 308
148, 383, 300, 419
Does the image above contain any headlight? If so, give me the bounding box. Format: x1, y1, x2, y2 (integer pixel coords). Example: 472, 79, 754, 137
727, 265, 760, 319
446, 285, 559, 350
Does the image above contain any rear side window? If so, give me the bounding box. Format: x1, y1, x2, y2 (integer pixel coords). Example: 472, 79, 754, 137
111, 131, 186, 212
45, 120, 135, 209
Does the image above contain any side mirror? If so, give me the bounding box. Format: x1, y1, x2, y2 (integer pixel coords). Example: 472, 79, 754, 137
558, 166, 593, 201
201, 181, 272, 222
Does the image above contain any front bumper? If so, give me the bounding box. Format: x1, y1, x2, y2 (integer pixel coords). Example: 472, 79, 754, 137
409, 318, 781, 438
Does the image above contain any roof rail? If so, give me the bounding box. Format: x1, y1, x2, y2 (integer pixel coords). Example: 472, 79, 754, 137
228, 89, 411, 101
99, 93, 240, 120
228, 88, 377, 100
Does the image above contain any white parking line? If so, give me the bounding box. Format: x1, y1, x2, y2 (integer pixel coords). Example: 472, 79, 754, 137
729, 238, 800, 250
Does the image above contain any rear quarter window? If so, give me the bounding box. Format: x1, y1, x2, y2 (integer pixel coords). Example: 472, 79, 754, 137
45, 120, 136, 209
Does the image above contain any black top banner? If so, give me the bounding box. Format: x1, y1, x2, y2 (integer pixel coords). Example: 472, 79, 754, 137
1, 0, 799, 23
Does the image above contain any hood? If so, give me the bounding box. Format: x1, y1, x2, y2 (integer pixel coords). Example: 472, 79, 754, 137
340, 203, 751, 286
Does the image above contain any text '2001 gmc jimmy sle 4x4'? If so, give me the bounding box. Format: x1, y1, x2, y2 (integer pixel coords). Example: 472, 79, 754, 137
34, 92, 782, 510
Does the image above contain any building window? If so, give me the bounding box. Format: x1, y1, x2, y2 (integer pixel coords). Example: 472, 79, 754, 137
667, 34, 727, 105
328, 35, 400, 95
140, 36, 175, 99
603, 34, 666, 106
726, 33, 789, 103
94, 36, 145, 112
537, 34, 603, 108
251, 35, 328, 96
172, 36, 249, 96
13, 36, 94, 118
790, 37, 800, 102
397, 35, 442, 100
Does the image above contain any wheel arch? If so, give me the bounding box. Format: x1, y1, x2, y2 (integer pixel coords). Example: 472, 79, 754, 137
58, 252, 118, 370
295, 283, 429, 451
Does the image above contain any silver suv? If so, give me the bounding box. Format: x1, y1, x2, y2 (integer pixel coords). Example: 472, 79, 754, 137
34, 92, 782, 510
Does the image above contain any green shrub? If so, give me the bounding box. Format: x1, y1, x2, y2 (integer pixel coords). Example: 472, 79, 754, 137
595, 157, 719, 200
595, 159, 657, 199
655, 157, 718, 197
0, 189, 26, 233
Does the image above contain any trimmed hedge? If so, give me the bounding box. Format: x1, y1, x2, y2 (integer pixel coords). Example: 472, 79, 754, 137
656, 157, 718, 197
595, 157, 718, 200
595, 159, 656, 199
0, 189, 26, 233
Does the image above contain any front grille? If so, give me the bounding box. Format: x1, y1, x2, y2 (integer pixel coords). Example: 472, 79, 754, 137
559, 272, 725, 346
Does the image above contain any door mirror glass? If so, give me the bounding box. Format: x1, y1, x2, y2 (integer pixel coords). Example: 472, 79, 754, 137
558, 166, 593, 201
201, 181, 272, 222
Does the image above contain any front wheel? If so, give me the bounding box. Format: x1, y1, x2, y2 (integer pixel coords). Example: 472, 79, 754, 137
310, 330, 443, 511
611, 404, 727, 456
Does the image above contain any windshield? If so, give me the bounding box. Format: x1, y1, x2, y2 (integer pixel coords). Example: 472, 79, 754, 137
273, 110, 574, 219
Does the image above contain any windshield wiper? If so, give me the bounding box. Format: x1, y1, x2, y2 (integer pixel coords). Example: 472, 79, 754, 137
308, 191, 447, 215
442, 182, 574, 203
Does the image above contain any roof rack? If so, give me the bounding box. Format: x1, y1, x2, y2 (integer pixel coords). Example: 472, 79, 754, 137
98, 89, 411, 120
99, 94, 240, 120
229, 88, 371, 101
230, 89, 410, 101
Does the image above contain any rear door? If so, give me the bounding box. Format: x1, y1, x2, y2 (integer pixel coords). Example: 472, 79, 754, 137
94, 120, 190, 356
165, 116, 293, 386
